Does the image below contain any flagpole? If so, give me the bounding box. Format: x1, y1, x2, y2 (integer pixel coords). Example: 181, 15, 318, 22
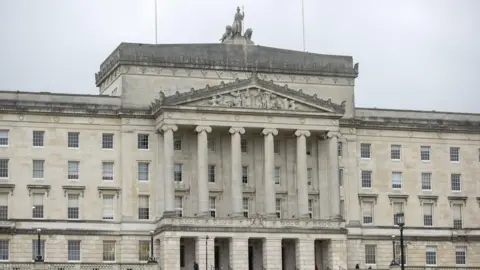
302, 0, 305, 51
154, 0, 158, 44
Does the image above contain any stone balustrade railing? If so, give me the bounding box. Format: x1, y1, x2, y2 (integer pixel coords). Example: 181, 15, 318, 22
0, 263, 160, 270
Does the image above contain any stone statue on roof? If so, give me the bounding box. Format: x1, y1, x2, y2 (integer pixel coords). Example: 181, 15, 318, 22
219, 6, 254, 44
232, 6, 244, 37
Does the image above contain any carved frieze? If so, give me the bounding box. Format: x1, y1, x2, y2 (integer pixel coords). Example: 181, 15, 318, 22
207, 88, 297, 110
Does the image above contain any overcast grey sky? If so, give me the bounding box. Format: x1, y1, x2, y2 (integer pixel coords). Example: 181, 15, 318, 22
0, 0, 478, 113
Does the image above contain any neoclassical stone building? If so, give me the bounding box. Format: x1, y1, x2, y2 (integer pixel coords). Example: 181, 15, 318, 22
0, 14, 479, 270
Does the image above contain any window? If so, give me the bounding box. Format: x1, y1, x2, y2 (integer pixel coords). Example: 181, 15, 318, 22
451, 174, 461, 191
242, 198, 249, 218
208, 165, 216, 183
395, 244, 407, 265
32, 240, 45, 261
425, 246, 437, 265
275, 199, 282, 218
274, 139, 280, 154
175, 196, 183, 217
306, 141, 312, 155
0, 159, 8, 178
308, 199, 313, 218
173, 136, 182, 151
138, 241, 150, 262
361, 170, 372, 188
138, 195, 149, 220
391, 145, 401, 160
32, 193, 44, 219
102, 195, 114, 220
68, 240, 81, 261
67, 194, 79, 219
455, 247, 467, 265
393, 202, 404, 225
450, 147, 460, 162
365, 245, 376, 264
392, 172, 403, 189
102, 133, 114, 149
174, 164, 183, 182
0, 193, 8, 220
0, 240, 9, 260
338, 142, 343, 157
453, 204, 463, 229
207, 139, 216, 152
32, 160, 45, 179
274, 167, 280, 184
32, 131, 44, 147
68, 161, 79, 180
209, 197, 216, 217
338, 168, 343, 187
68, 132, 79, 148
137, 134, 149, 150
241, 138, 247, 153
421, 173, 432, 190
423, 203, 433, 226
102, 162, 114, 180
242, 166, 248, 184
360, 143, 371, 159
362, 202, 373, 224
138, 162, 149, 181
420, 146, 431, 161
102, 241, 116, 262
307, 168, 313, 186
0, 130, 8, 146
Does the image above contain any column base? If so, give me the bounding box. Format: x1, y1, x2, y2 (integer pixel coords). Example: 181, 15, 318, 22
330, 215, 343, 221
347, 220, 362, 227
196, 211, 211, 218
297, 213, 311, 219
264, 213, 278, 219
230, 212, 245, 218
162, 211, 177, 217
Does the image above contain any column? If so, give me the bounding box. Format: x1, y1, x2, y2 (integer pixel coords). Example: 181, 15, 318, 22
161, 124, 178, 216
196, 125, 212, 217
327, 131, 341, 220
229, 237, 249, 269
196, 236, 215, 270
262, 128, 278, 217
229, 127, 245, 217
296, 239, 315, 270
262, 238, 282, 269
295, 130, 311, 218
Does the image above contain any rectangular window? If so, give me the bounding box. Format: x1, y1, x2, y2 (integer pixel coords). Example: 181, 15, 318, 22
209, 197, 216, 218
67, 240, 81, 261
421, 173, 432, 190
242, 166, 248, 184
0, 240, 8, 261
174, 164, 183, 182
361, 170, 372, 188
453, 204, 463, 229
274, 166, 280, 184
207, 139, 216, 152
102, 195, 114, 220
0, 130, 8, 146
68, 161, 79, 180
138, 162, 149, 181
360, 143, 371, 159
67, 194, 79, 219
451, 174, 461, 191
138, 195, 149, 220
0, 159, 7, 178
32, 193, 44, 219
338, 142, 343, 157
391, 145, 401, 160
68, 132, 79, 148
241, 138, 248, 153
450, 147, 460, 162
308, 199, 313, 218
0, 193, 8, 220
393, 202, 404, 225
102, 133, 114, 149
338, 168, 343, 187
423, 203, 433, 226
362, 202, 373, 224
392, 172, 403, 189
425, 246, 437, 265
365, 245, 376, 264
242, 198, 249, 218
273, 139, 280, 154
32, 240, 45, 261
275, 199, 282, 218
175, 196, 183, 217
32, 160, 45, 179
173, 136, 182, 151
455, 247, 467, 265
102, 162, 114, 180
137, 134, 149, 150
102, 241, 116, 262
32, 131, 45, 147
138, 241, 150, 262
208, 165, 216, 183
420, 146, 431, 161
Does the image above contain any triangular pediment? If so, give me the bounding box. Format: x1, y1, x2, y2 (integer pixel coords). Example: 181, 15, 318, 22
151, 74, 346, 114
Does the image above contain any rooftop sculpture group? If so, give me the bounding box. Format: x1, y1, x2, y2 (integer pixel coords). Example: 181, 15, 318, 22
220, 6, 253, 44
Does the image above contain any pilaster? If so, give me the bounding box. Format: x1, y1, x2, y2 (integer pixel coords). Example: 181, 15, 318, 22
159, 235, 180, 270
161, 124, 178, 216
262, 238, 282, 269
229, 237, 249, 269
120, 128, 134, 219
196, 236, 215, 270
295, 129, 311, 218
327, 131, 341, 220
296, 239, 315, 270
262, 128, 278, 217
195, 125, 212, 217
229, 127, 245, 217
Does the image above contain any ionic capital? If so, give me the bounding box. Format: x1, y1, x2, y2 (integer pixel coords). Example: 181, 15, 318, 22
294, 130, 311, 138
161, 124, 178, 133
326, 131, 341, 139
261, 128, 279, 136
195, 125, 212, 133
229, 127, 245, 135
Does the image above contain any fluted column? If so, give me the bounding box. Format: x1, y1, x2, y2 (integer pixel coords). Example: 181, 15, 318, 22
327, 131, 341, 220
295, 130, 311, 218
262, 128, 278, 217
229, 127, 245, 217
161, 124, 178, 216
196, 125, 212, 216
